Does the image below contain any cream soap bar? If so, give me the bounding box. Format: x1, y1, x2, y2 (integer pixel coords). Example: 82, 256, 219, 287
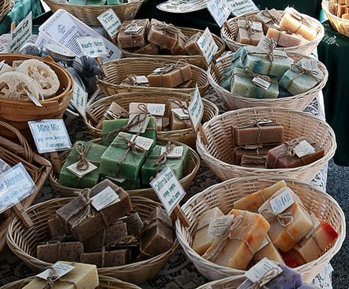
280, 12, 317, 41
252, 237, 285, 264
236, 19, 263, 45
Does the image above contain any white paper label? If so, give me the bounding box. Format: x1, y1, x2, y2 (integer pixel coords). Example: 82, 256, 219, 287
257, 36, 274, 53
37, 263, 75, 281
10, 12, 32, 53
301, 58, 318, 71
294, 140, 315, 158
71, 81, 88, 118
172, 108, 190, 120
28, 119, 72, 154
228, 0, 259, 16
252, 76, 271, 90
124, 26, 143, 34
208, 215, 234, 237
133, 135, 154, 151
147, 103, 166, 116
188, 85, 204, 130
97, 8, 122, 39
207, 0, 231, 27
270, 188, 295, 214
105, 176, 126, 183
66, 161, 98, 179
245, 258, 282, 285
77, 36, 108, 58
150, 166, 186, 215
45, 44, 75, 57
197, 27, 218, 64
91, 186, 120, 211
127, 113, 150, 134
135, 76, 149, 85
160, 146, 184, 158
0, 159, 10, 174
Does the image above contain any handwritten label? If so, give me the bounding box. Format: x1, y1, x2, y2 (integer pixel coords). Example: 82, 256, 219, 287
28, 119, 72, 154
188, 85, 204, 130
172, 108, 190, 120
150, 166, 186, 214
127, 113, 150, 134
208, 215, 234, 237
91, 186, 120, 211
197, 28, 218, 63
228, 0, 259, 16
301, 58, 318, 71
37, 263, 75, 281
10, 12, 32, 53
71, 81, 88, 118
252, 76, 271, 90
77, 36, 108, 58
270, 188, 295, 214
257, 36, 274, 53
66, 161, 98, 178
97, 8, 122, 39
294, 140, 315, 158
207, 0, 231, 27
0, 163, 36, 214
132, 135, 154, 151
245, 258, 282, 285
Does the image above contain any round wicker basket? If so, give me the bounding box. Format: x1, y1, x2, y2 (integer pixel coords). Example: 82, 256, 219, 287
176, 176, 346, 282
221, 10, 324, 56
208, 52, 328, 110
97, 57, 209, 96
6, 196, 178, 285
196, 107, 336, 182
0, 0, 13, 22
43, 0, 143, 26
120, 27, 225, 70
322, 0, 349, 37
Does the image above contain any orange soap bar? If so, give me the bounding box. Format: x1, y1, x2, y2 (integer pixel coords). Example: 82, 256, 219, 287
253, 237, 285, 264
279, 12, 317, 41
169, 101, 192, 130
266, 28, 305, 47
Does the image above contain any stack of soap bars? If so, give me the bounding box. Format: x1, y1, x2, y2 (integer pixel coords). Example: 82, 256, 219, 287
329, 0, 349, 19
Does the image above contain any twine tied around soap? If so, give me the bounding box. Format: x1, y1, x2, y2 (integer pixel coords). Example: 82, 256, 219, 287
241, 19, 257, 35
261, 9, 280, 24
243, 67, 271, 83
153, 141, 175, 169
43, 267, 78, 289
170, 99, 190, 116
241, 154, 267, 167
248, 267, 281, 289
152, 60, 188, 87
285, 63, 322, 90
154, 21, 180, 35
74, 142, 93, 172
261, 208, 294, 227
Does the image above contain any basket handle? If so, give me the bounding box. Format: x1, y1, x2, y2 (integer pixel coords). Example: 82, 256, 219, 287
0, 121, 34, 163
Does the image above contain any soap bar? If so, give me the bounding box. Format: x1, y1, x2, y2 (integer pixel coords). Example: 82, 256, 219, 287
48, 216, 68, 239
233, 120, 284, 146
117, 19, 150, 49
120, 213, 144, 235
233, 145, 276, 166
256, 9, 282, 33
280, 249, 306, 268
177, 79, 194, 88
192, 207, 224, 255
56, 180, 132, 241
129, 102, 163, 132
236, 19, 263, 46
37, 241, 84, 263
84, 222, 128, 252
280, 12, 317, 41
80, 249, 129, 267
169, 101, 192, 130
135, 42, 159, 55
266, 28, 305, 47
147, 19, 179, 50
203, 209, 270, 270
147, 62, 192, 88
252, 237, 285, 264
23, 261, 98, 289
233, 180, 287, 212
171, 31, 188, 55
267, 137, 325, 169
185, 32, 202, 55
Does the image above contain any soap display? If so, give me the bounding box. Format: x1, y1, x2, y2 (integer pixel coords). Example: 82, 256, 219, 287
117, 19, 150, 49
37, 241, 84, 263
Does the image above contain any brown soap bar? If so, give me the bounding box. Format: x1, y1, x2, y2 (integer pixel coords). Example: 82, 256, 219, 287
177, 79, 194, 88
37, 241, 84, 263
80, 249, 128, 268
233, 121, 284, 146
234, 145, 277, 166
267, 137, 325, 168
135, 42, 159, 55
84, 222, 128, 252
236, 19, 264, 45
171, 32, 188, 55
185, 32, 202, 55
47, 216, 68, 239
147, 19, 179, 50
169, 101, 192, 130
120, 213, 144, 235
117, 19, 150, 49
56, 180, 132, 241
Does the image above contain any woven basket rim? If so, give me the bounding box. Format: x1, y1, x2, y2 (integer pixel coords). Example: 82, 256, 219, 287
44, 0, 143, 8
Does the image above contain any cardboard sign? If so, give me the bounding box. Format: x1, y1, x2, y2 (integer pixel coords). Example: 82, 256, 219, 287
188, 85, 204, 130
245, 258, 282, 286
77, 36, 108, 58
71, 81, 88, 118
207, 0, 231, 27
10, 12, 32, 53
228, 0, 259, 16
197, 28, 218, 64
97, 8, 122, 39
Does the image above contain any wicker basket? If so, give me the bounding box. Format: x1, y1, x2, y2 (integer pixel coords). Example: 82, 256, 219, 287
221, 10, 324, 56
97, 58, 209, 96
322, 0, 349, 37
196, 107, 336, 182
0, 54, 74, 140
84, 91, 219, 147
0, 122, 52, 254
43, 0, 143, 27
49, 139, 200, 200
119, 27, 226, 70
208, 52, 328, 110
0, 0, 13, 22
0, 275, 141, 289
6, 196, 178, 284
176, 176, 346, 282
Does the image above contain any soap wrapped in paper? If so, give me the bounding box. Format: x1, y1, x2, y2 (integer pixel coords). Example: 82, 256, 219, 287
117, 19, 150, 49
37, 241, 84, 263
236, 19, 263, 46
147, 19, 180, 50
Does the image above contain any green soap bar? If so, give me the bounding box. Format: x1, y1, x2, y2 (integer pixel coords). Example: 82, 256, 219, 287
100, 175, 141, 190
100, 132, 147, 180
251, 77, 279, 99
141, 145, 189, 185
230, 67, 255, 98
69, 0, 106, 4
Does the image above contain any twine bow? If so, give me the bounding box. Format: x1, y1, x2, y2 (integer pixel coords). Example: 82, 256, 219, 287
154, 21, 180, 35
43, 267, 78, 289
74, 142, 92, 172
123, 21, 145, 34
288, 64, 322, 85
153, 60, 188, 75
242, 19, 256, 35
261, 208, 294, 227
261, 8, 280, 24
243, 67, 271, 83
236, 118, 274, 129
170, 99, 189, 116
153, 142, 175, 169
248, 268, 281, 289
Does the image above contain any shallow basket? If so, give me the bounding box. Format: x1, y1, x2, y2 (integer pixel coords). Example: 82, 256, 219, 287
49, 139, 200, 200
322, 0, 349, 37
176, 176, 346, 282
0, 0, 13, 22
84, 91, 219, 147
0, 122, 52, 254
7, 196, 178, 284
221, 10, 324, 56
208, 52, 328, 110
0, 275, 141, 289
120, 27, 225, 70
196, 107, 336, 182
97, 57, 209, 96
43, 0, 143, 26
0, 54, 74, 140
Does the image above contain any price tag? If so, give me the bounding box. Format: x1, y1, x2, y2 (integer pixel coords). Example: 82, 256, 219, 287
124, 26, 143, 34
10, 12, 32, 53
160, 146, 183, 158
91, 186, 120, 211
252, 76, 271, 90
228, 0, 259, 16
257, 36, 274, 53
132, 135, 154, 151
245, 258, 282, 285
129, 103, 166, 117
207, 0, 231, 27
294, 140, 315, 158
76, 36, 108, 58
301, 58, 318, 71
127, 113, 150, 134
37, 263, 75, 281
208, 215, 234, 237
150, 166, 186, 215
28, 119, 72, 154
97, 8, 122, 39
188, 85, 204, 130
270, 188, 295, 214
0, 159, 10, 174
172, 108, 190, 120
71, 81, 88, 118
197, 28, 218, 64
66, 161, 98, 178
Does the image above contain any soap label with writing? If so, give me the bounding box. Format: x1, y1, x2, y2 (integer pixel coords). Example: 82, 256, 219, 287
71, 81, 88, 118
160, 146, 183, 158
245, 258, 282, 285
147, 103, 166, 116
229, 0, 259, 17
301, 58, 318, 71
97, 8, 122, 39
77, 36, 108, 58
197, 27, 218, 64
252, 76, 271, 90
10, 12, 32, 53
132, 135, 154, 151
135, 76, 149, 85
188, 85, 204, 130
37, 263, 75, 281
208, 215, 234, 237
91, 186, 120, 211
124, 26, 143, 34
127, 113, 150, 133
66, 161, 98, 179
270, 188, 295, 214
207, 0, 231, 28
172, 108, 190, 120
294, 140, 315, 158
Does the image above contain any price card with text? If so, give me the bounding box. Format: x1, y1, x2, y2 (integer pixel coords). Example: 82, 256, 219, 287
28, 119, 72, 154
207, 0, 231, 27
10, 12, 32, 53
197, 27, 218, 64
71, 81, 88, 118
228, 0, 259, 16
188, 85, 204, 130
150, 167, 186, 215
97, 8, 122, 39
77, 36, 108, 58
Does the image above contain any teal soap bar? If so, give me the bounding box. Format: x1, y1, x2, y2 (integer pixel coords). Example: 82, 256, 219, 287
252, 77, 279, 99
100, 175, 141, 190
100, 132, 147, 180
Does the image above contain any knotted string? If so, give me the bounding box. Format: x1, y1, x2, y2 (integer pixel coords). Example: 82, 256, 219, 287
239, 18, 257, 35
234, 118, 275, 145
261, 208, 294, 227
170, 99, 189, 116
74, 142, 92, 172
243, 67, 271, 83
286, 63, 322, 90
121, 20, 146, 46
153, 21, 180, 35
248, 267, 281, 289
153, 142, 175, 172
152, 60, 188, 87
261, 8, 280, 24
43, 267, 78, 289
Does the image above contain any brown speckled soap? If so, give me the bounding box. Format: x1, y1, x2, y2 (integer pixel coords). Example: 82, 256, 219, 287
37, 241, 84, 263
80, 249, 129, 267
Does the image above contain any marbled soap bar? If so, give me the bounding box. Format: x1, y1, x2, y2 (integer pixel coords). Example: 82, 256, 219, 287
203, 209, 270, 270
185, 32, 202, 55
56, 180, 132, 241
135, 43, 159, 55
253, 237, 285, 264
147, 19, 179, 50
236, 19, 263, 45
117, 19, 150, 49
23, 261, 98, 289
48, 216, 68, 239
280, 12, 317, 41
266, 28, 305, 47
80, 249, 129, 267
37, 241, 84, 263
171, 32, 188, 55
256, 9, 282, 33
233, 145, 276, 166
169, 101, 192, 130
192, 207, 224, 255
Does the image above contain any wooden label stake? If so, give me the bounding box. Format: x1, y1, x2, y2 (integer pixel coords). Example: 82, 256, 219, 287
199, 123, 209, 146
13, 203, 33, 228
50, 152, 62, 175
171, 205, 189, 227
210, 57, 221, 80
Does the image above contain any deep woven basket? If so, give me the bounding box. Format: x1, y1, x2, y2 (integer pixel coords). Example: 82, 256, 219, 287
0, 0, 13, 22
322, 0, 349, 37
